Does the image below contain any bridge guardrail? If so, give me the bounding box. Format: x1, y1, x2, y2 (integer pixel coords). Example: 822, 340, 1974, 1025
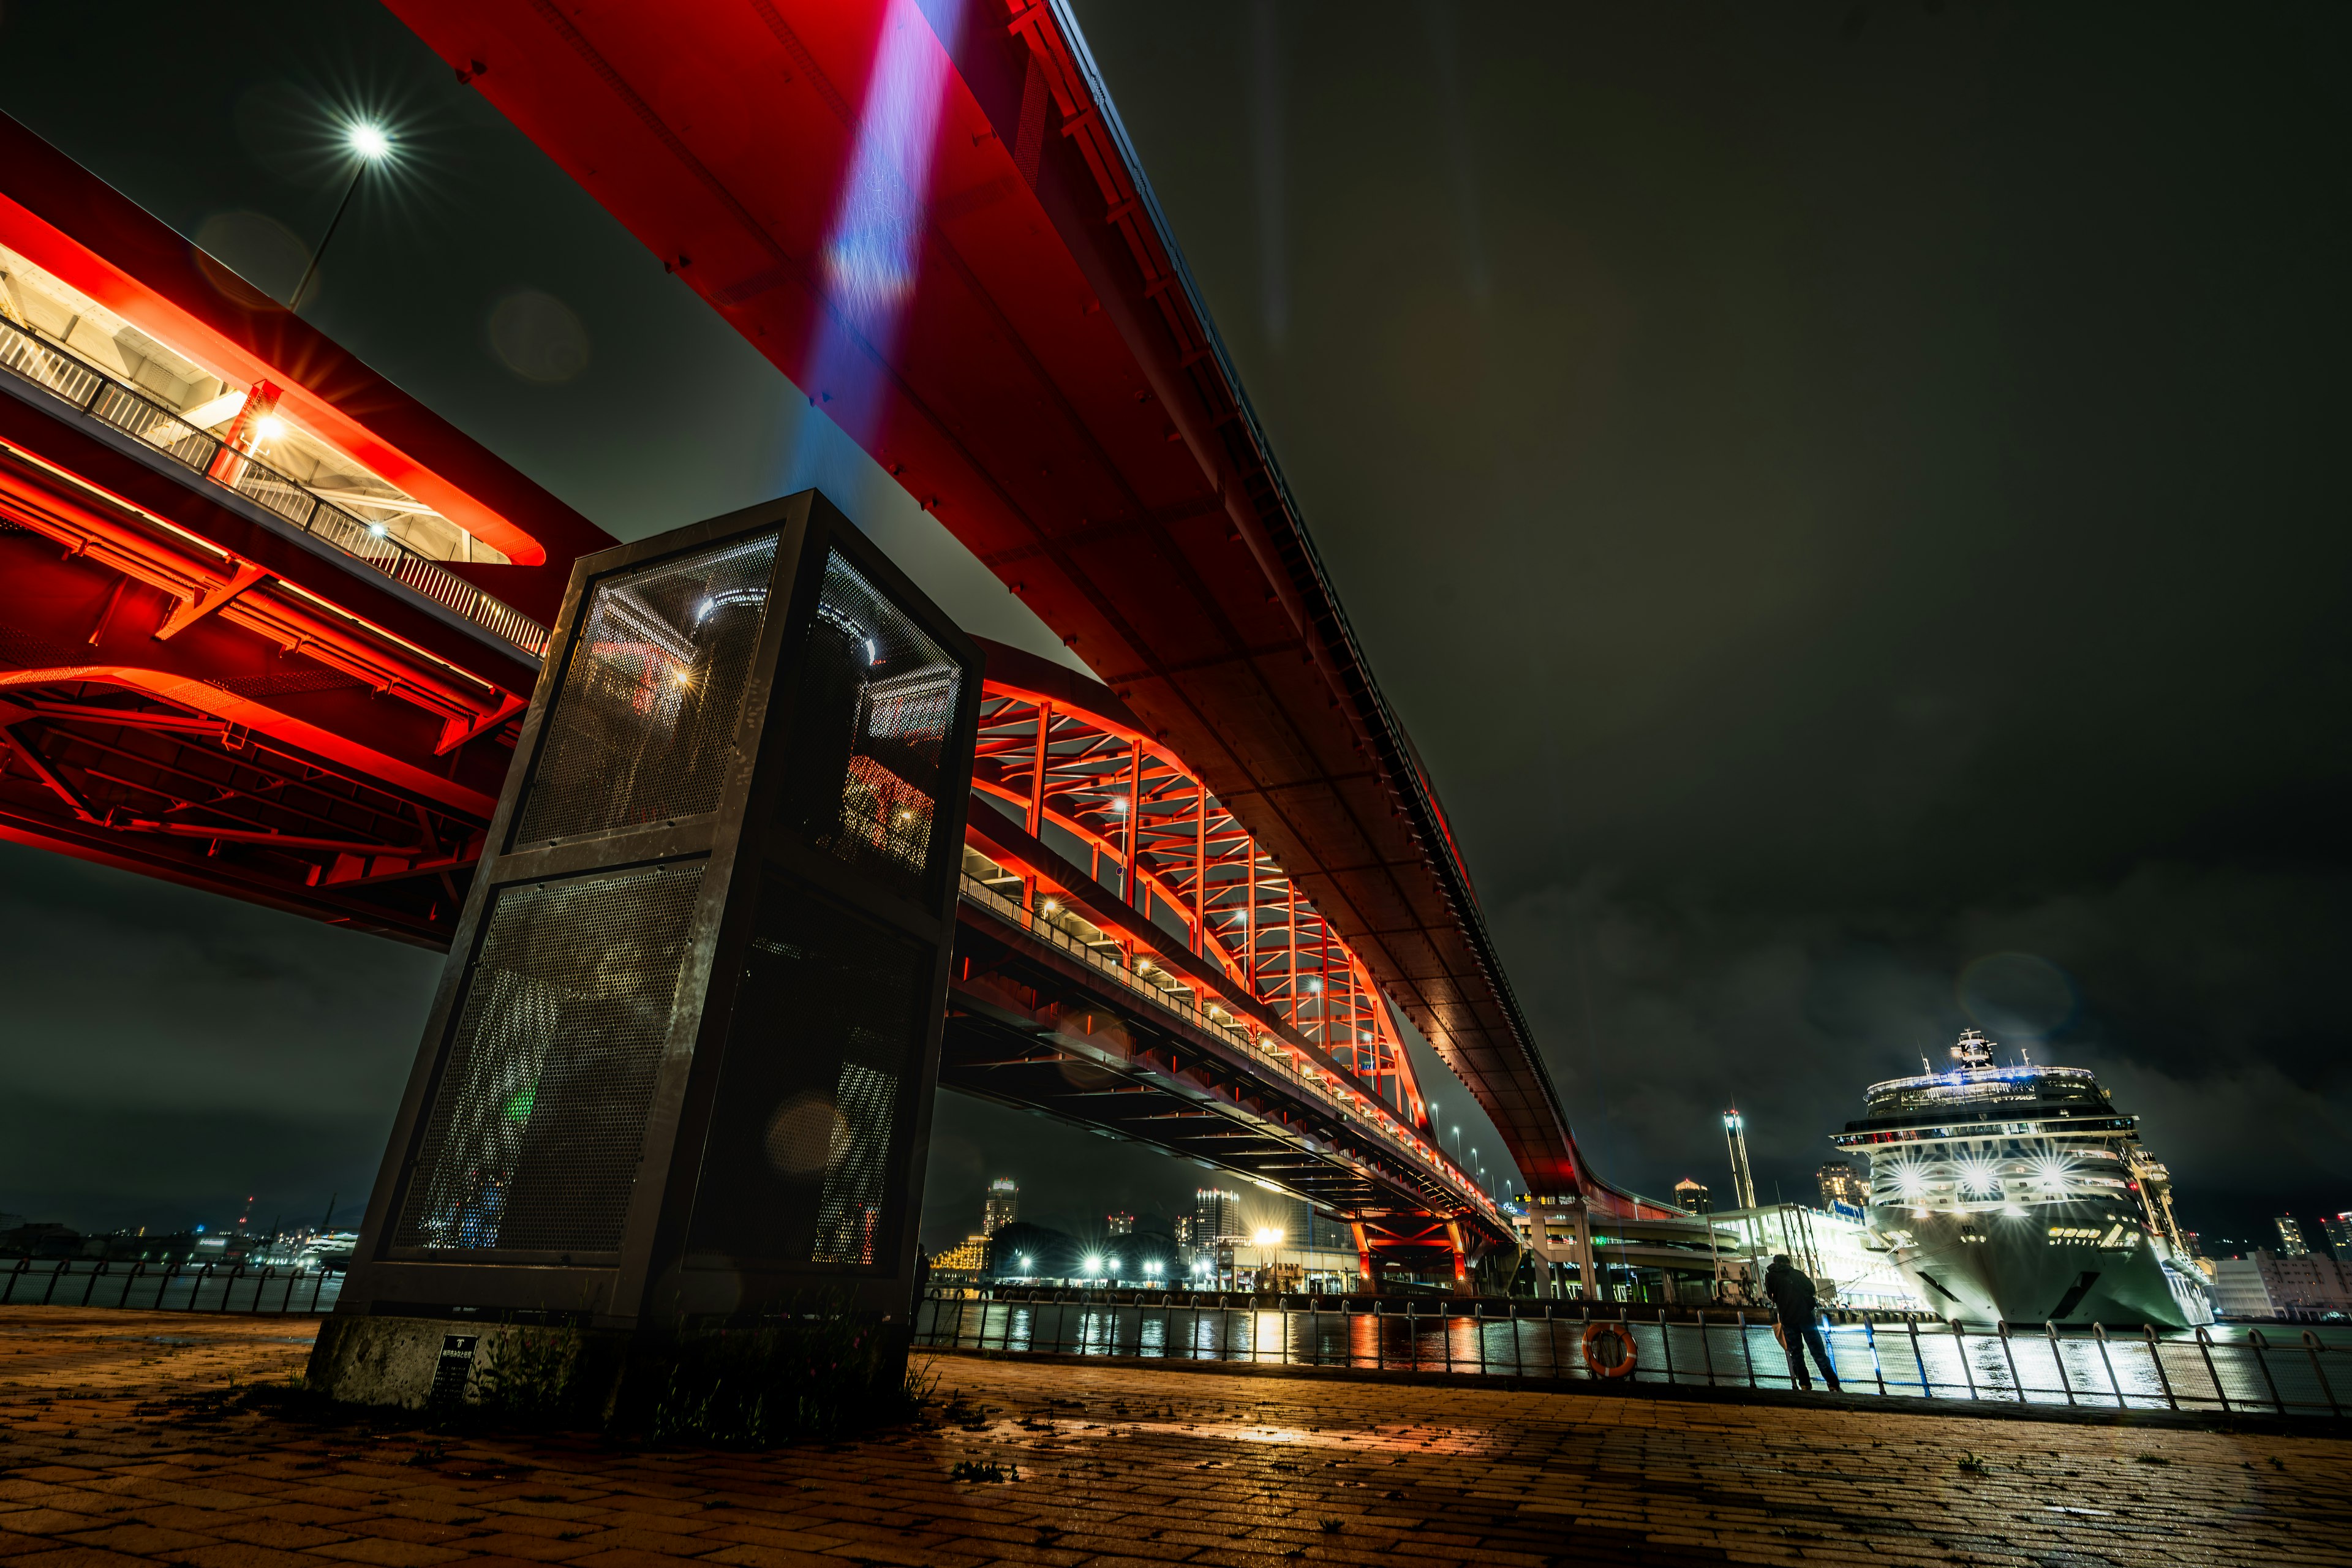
0, 1256, 340, 1315
959, 873, 1501, 1222
914, 1287, 2345, 1420
0, 315, 548, 658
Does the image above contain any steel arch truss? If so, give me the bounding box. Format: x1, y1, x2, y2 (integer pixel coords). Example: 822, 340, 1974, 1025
973, 680, 1425, 1122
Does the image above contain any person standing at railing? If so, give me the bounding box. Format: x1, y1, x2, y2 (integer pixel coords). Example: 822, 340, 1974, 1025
1764, 1254, 1841, 1392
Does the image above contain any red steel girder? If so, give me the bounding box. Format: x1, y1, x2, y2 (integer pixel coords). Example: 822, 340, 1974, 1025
376, 0, 1666, 1215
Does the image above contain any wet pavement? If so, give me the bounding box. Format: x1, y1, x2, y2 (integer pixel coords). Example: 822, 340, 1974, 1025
1, 1306, 2345, 1566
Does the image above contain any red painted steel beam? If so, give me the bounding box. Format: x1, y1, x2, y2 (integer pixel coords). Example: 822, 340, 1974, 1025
375, 0, 1654, 1213
0, 110, 608, 583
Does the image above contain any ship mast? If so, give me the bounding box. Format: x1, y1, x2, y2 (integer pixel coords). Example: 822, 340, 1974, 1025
1721, 1107, 1759, 1210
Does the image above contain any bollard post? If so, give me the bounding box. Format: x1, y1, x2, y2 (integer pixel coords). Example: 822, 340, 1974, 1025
2193, 1325, 2230, 1412
2045, 1322, 2078, 1406
2247, 1329, 2286, 1415
2302, 1332, 2340, 1419
1994, 1322, 2027, 1401
2090, 1322, 2125, 1408
2141, 1324, 2179, 1411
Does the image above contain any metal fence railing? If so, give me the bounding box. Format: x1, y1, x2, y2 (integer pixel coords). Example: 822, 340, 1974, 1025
957, 874, 1499, 1224
0, 1256, 341, 1316
0, 315, 548, 657
914, 1288, 2346, 1420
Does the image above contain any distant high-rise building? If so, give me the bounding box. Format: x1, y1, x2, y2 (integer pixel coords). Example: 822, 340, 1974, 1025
1817, 1161, 1865, 1211
1174, 1215, 1194, 1248
1107, 1211, 1134, 1236
1722, 1108, 1758, 1210
982, 1178, 1019, 1237
1194, 1187, 1244, 1246
1673, 1178, 1711, 1216
2324, 1213, 2352, 1257
2275, 1215, 2311, 1257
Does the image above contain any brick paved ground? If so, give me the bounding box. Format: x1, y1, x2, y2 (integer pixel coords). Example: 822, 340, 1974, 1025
1, 1307, 2345, 1567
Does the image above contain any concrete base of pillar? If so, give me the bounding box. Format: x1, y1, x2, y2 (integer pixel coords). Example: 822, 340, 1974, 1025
307, 1316, 628, 1417
306, 1313, 911, 1434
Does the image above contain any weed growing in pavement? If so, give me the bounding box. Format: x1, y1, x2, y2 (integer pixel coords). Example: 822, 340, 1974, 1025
644, 1296, 925, 1449
470, 1330, 579, 1426
951, 1458, 1018, 1482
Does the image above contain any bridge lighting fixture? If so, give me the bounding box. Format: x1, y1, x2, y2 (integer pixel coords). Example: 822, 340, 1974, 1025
1110, 795, 1129, 812
1082, 1254, 1102, 1275
1018, 1254, 1033, 1271
253, 413, 287, 440
293, 119, 400, 311
1040, 898, 1058, 913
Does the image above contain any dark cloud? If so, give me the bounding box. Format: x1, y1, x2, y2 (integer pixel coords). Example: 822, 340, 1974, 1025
0, 1, 2343, 1246
1079, 0, 2352, 1234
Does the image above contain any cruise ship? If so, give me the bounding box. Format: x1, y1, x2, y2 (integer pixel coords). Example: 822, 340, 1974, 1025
1830, 1030, 2214, 1327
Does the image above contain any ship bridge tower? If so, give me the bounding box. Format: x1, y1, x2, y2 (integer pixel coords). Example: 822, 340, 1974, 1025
1952, 1030, 1997, 1069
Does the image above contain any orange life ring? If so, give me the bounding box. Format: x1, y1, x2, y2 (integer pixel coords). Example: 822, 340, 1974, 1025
1581, 1321, 1638, 1379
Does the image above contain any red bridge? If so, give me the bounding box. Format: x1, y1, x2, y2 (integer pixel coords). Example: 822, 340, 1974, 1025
0, 0, 1679, 1290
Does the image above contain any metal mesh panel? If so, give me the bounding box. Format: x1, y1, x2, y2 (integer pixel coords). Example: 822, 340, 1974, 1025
685, 873, 932, 1268
774, 551, 961, 897
517, 533, 780, 843
393, 862, 706, 1255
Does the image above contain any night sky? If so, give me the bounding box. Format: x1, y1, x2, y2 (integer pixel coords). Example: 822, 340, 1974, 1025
0, 2, 2342, 1254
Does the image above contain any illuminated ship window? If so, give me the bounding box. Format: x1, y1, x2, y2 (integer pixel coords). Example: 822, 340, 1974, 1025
0, 241, 505, 564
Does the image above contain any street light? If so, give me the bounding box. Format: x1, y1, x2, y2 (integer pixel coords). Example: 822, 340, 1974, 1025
290, 121, 394, 311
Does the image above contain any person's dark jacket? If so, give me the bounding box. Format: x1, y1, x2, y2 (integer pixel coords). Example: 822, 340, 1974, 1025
1763, 1258, 1817, 1324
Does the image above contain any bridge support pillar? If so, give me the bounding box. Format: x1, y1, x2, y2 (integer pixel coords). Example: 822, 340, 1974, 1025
1349, 1221, 1376, 1295
1446, 1220, 1472, 1298
314, 491, 984, 1417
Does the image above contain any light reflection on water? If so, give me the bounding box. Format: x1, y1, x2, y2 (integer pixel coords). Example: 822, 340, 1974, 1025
916, 1297, 2348, 1417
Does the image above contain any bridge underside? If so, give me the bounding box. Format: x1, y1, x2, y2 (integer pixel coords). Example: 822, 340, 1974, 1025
946, 896, 1509, 1270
